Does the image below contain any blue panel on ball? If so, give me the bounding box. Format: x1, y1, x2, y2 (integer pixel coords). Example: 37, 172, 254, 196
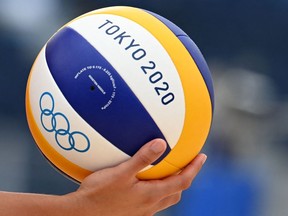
45, 27, 170, 163
145, 10, 214, 112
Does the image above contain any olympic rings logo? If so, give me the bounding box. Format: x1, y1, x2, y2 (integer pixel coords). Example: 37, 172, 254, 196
39, 92, 90, 153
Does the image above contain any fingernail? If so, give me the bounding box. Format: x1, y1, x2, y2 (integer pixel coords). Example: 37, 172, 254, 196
201, 154, 207, 165
151, 140, 166, 154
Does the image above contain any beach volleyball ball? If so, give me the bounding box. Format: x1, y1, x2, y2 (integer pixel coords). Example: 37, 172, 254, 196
26, 6, 214, 183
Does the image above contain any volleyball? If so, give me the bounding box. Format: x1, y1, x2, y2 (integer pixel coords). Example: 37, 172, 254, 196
25, 6, 214, 183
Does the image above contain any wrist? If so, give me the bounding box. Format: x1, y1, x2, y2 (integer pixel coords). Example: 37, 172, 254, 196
61, 191, 89, 216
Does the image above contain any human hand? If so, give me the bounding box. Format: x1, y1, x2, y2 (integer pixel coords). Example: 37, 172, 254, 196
67, 139, 207, 216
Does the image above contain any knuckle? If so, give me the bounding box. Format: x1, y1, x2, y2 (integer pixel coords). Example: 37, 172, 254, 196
179, 176, 192, 190
107, 165, 124, 179
138, 152, 153, 166
162, 193, 182, 210
115, 163, 130, 178
173, 193, 182, 204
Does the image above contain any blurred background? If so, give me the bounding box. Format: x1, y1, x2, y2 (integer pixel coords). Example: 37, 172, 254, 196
0, 0, 287, 215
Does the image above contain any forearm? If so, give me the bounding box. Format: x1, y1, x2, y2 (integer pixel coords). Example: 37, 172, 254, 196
0, 191, 78, 216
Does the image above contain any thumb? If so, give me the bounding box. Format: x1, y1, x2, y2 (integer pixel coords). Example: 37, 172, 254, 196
123, 139, 167, 175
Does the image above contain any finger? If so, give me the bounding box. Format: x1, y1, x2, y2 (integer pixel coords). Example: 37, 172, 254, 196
147, 153, 207, 197
121, 139, 167, 175
153, 192, 182, 214
177, 153, 207, 179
